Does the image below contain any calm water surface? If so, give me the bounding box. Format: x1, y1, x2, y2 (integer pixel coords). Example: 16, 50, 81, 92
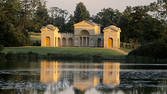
0, 60, 167, 94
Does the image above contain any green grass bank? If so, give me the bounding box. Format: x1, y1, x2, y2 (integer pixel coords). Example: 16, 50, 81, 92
2, 47, 125, 60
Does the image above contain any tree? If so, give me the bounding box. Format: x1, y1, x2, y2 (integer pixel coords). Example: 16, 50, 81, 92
20, 0, 40, 32
0, 0, 30, 46
66, 15, 76, 33
49, 7, 70, 32
118, 6, 132, 42
156, 0, 167, 19
140, 17, 164, 44
74, 2, 90, 23
92, 8, 121, 33
121, 6, 150, 48
33, 2, 49, 32
128, 39, 167, 59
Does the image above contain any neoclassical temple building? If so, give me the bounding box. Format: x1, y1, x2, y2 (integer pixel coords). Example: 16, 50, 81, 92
41, 20, 121, 48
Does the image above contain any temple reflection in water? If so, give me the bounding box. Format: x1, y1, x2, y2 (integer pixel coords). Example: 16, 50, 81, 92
40, 61, 120, 93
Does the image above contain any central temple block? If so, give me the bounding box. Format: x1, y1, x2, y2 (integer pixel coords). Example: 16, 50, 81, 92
40, 20, 121, 48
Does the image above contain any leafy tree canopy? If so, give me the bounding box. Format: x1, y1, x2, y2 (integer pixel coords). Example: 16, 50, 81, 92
74, 2, 90, 23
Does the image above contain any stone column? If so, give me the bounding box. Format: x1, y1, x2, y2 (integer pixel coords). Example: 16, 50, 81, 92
82, 37, 84, 47
85, 37, 87, 47
78, 37, 80, 47
87, 37, 89, 47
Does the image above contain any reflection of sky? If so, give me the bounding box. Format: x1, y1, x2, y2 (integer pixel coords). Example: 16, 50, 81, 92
42, 0, 156, 15
40, 61, 120, 94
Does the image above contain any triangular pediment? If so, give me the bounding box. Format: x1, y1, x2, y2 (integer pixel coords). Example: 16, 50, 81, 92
74, 20, 100, 26
103, 25, 121, 32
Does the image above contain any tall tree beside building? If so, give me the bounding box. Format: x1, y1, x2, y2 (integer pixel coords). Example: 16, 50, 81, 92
118, 6, 132, 42
49, 7, 70, 33
66, 15, 76, 33
33, 2, 49, 32
92, 8, 121, 33
74, 2, 90, 23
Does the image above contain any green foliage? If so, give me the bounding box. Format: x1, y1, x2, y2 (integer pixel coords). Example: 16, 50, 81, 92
66, 15, 75, 33
33, 2, 49, 32
32, 40, 41, 46
0, 0, 30, 47
156, 0, 167, 20
0, 45, 4, 52
128, 40, 167, 59
0, 20, 30, 46
92, 8, 121, 31
140, 17, 164, 44
118, 5, 167, 48
49, 7, 70, 33
74, 2, 90, 23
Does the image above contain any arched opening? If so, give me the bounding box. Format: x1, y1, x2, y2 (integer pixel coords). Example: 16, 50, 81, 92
62, 38, 66, 47
80, 30, 90, 47
45, 37, 50, 47
97, 38, 101, 47
108, 38, 113, 48
58, 38, 61, 47
80, 30, 90, 36
68, 38, 73, 47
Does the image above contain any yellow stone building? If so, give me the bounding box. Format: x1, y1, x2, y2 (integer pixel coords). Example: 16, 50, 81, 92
40, 20, 121, 48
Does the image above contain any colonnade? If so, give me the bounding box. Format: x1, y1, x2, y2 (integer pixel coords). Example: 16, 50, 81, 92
55, 37, 73, 47
45, 37, 103, 47
80, 37, 89, 47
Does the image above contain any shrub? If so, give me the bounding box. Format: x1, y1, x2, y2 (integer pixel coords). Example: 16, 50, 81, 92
33, 40, 41, 46
0, 45, 4, 52
128, 40, 167, 59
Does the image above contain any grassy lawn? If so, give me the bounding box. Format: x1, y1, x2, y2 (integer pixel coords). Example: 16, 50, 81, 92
3, 47, 125, 58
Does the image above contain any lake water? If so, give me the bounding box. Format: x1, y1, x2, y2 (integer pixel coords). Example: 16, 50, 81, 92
0, 60, 167, 94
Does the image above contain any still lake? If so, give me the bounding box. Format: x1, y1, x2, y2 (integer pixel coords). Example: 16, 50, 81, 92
0, 60, 167, 94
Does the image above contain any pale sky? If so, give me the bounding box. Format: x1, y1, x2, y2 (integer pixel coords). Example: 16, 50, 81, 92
43, 0, 157, 15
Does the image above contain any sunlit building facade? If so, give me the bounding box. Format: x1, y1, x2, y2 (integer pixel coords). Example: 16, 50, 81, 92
40, 20, 121, 48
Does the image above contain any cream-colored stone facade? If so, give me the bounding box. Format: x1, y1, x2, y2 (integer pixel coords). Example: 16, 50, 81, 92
103, 25, 121, 48
40, 20, 121, 48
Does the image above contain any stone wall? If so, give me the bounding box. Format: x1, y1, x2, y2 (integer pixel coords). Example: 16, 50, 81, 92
40, 21, 120, 48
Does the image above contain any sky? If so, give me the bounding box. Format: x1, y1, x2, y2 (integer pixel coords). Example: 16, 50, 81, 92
42, 0, 157, 16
